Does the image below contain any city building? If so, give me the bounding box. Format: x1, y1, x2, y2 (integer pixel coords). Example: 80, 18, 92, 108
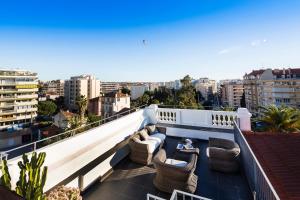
40, 80, 64, 96
194, 78, 217, 100
101, 91, 130, 117
130, 85, 149, 100
244, 68, 300, 114
53, 110, 75, 129
88, 96, 102, 116
220, 79, 244, 108
100, 82, 120, 94
0, 69, 38, 131
64, 75, 100, 110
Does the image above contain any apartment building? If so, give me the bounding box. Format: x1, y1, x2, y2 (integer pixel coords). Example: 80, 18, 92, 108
131, 85, 149, 100
100, 82, 120, 94
40, 80, 64, 96
244, 68, 300, 114
193, 78, 217, 100
64, 75, 100, 110
220, 79, 244, 108
101, 91, 130, 117
0, 69, 38, 131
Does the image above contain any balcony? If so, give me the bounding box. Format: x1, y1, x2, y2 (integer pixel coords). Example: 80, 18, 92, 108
1, 105, 278, 200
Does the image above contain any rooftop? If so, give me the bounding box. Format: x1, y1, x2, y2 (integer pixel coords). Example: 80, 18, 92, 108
83, 136, 251, 200
244, 132, 300, 200
0, 105, 288, 200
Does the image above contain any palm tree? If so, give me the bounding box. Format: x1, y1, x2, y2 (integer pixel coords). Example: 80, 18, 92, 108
257, 104, 300, 133
76, 95, 88, 124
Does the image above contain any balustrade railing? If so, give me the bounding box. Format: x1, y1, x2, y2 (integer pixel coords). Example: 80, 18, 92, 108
157, 108, 177, 124
157, 108, 237, 129
211, 111, 237, 128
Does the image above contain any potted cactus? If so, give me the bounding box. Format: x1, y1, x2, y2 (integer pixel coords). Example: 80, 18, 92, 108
0, 152, 48, 200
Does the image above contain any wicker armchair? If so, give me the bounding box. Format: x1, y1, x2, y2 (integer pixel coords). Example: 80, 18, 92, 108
207, 137, 240, 173
153, 149, 198, 193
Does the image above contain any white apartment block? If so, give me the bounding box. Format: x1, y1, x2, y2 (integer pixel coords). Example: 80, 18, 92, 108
220, 79, 244, 108
131, 85, 149, 100
64, 75, 100, 110
244, 68, 300, 114
194, 78, 217, 100
102, 91, 130, 117
0, 69, 38, 130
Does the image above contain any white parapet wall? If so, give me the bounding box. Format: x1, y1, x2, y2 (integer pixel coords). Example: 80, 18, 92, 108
166, 127, 234, 141
5, 109, 150, 192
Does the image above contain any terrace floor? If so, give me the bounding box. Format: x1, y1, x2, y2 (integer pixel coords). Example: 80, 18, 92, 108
83, 137, 252, 200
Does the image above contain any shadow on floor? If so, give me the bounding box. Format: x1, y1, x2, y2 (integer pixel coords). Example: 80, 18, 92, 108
83, 137, 252, 200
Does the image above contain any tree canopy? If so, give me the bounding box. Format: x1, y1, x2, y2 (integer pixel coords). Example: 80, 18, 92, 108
37, 101, 57, 116
176, 75, 199, 109
257, 104, 300, 133
76, 95, 88, 124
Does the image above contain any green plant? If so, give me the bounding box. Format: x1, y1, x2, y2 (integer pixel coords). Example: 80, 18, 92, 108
257, 104, 300, 133
38, 101, 57, 116
0, 159, 12, 190
16, 152, 48, 200
76, 95, 88, 124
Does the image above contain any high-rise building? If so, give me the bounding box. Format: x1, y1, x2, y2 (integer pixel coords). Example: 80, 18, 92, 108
64, 75, 100, 110
193, 78, 217, 100
219, 79, 244, 108
0, 69, 38, 130
244, 68, 300, 114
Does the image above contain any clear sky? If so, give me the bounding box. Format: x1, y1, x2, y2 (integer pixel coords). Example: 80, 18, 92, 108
0, 0, 299, 81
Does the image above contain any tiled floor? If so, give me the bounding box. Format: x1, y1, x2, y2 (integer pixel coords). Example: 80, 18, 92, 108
83, 137, 252, 200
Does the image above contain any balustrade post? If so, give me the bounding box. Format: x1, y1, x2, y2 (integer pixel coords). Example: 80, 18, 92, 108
237, 108, 252, 131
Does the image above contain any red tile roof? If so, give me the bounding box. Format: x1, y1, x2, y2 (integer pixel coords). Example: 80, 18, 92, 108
245, 68, 300, 77
246, 69, 266, 76
244, 132, 300, 200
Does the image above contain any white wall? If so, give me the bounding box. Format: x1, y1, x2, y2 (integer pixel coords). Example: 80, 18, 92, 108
166, 127, 234, 141
6, 109, 150, 192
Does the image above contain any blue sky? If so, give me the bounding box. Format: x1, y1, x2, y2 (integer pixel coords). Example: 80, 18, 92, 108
0, 0, 299, 81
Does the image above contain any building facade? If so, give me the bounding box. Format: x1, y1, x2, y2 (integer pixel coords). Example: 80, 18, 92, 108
0, 69, 38, 131
102, 91, 130, 117
64, 75, 100, 110
244, 68, 300, 114
130, 85, 149, 100
40, 80, 64, 96
88, 96, 102, 116
220, 79, 244, 108
100, 82, 120, 94
194, 78, 217, 100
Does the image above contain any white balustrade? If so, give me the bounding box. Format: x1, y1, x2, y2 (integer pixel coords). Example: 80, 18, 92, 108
157, 108, 239, 129
157, 108, 178, 124
211, 111, 237, 128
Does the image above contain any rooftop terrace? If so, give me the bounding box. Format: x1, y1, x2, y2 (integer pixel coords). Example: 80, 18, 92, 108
0, 105, 283, 200
83, 136, 251, 200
